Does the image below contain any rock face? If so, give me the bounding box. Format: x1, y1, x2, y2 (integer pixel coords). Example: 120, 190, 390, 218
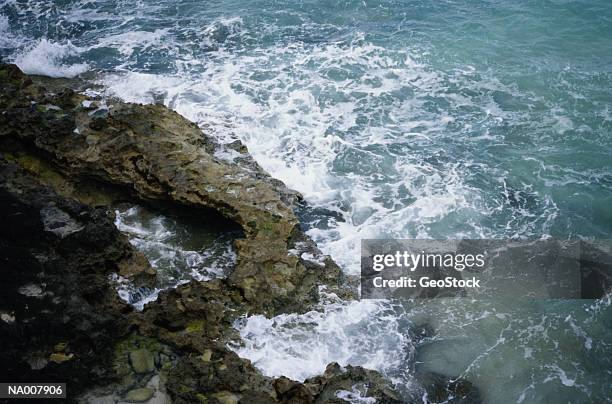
0, 64, 478, 403
0, 62, 352, 314
0, 155, 149, 389
275, 363, 402, 403
0, 63, 377, 402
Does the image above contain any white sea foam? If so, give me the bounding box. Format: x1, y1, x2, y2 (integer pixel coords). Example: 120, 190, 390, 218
109, 273, 165, 312
335, 388, 377, 404
232, 298, 409, 383
13, 39, 88, 78
0, 14, 15, 48
92, 29, 170, 58
112, 206, 237, 309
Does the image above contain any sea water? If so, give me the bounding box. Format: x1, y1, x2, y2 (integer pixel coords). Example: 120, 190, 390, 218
2, 0, 611, 401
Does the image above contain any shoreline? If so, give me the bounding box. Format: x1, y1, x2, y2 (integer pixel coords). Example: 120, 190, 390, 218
0, 64, 479, 403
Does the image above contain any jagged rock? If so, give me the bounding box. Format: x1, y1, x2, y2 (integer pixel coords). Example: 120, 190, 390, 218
274, 377, 313, 402
271, 363, 405, 403
164, 350, 403, 404
0, 156, 150, 397
165, 346, 277, 403
117, 249, 157, 284
303, 363, 402, 404
0, 62, 353, 315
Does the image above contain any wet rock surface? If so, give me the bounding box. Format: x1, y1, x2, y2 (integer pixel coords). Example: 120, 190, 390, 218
0, 62, 353, 314
0, 64, 478, 403
0, 156, 148, 395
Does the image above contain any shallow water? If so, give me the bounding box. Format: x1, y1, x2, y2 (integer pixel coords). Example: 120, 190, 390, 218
112, 205, 240, 310
2, 0, 611, 401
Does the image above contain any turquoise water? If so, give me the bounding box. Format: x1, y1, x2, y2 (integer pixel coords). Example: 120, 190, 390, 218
2, 0, 612, 402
